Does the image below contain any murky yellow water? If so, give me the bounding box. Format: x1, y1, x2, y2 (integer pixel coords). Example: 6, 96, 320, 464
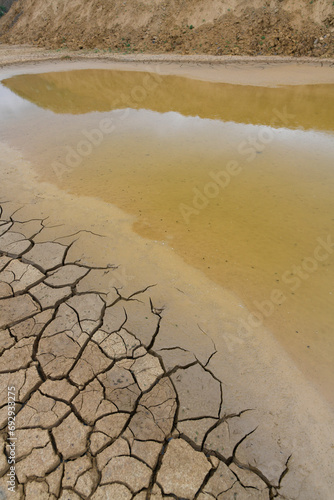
1, 69, 334, 396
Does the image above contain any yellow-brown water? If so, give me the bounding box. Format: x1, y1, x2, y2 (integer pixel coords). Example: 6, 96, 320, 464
1, 69, 334, 398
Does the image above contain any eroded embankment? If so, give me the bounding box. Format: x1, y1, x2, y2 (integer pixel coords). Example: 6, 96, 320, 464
0, 0, 334, 57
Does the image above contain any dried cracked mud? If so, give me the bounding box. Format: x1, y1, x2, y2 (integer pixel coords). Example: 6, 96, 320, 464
0, 203, 290, 499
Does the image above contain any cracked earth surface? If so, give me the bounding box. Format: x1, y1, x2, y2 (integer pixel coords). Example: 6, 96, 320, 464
0, 204, 290, 499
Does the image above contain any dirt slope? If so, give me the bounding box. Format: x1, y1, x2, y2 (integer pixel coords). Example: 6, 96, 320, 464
0, 0, 334, 57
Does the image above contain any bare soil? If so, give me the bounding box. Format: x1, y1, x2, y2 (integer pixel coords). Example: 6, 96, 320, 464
1, 0, 334, 57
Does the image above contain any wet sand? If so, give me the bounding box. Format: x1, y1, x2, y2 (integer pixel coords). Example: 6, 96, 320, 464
1, 46, 334, 86
0, 50, 334, 498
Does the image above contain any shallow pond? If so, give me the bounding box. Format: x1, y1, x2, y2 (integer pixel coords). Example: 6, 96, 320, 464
1, 69, 334, 397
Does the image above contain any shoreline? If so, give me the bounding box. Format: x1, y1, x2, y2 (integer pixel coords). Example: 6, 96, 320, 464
1, 44, 334, 65
0, 45, 334, 88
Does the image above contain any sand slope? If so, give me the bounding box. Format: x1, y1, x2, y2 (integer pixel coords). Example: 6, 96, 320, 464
1, 0, 334, 57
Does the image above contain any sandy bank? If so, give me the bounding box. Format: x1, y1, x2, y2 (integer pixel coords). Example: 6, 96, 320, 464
1, 45, 334, 86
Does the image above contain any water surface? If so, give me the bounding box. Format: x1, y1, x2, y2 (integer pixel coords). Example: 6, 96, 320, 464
1, 69, 334, 398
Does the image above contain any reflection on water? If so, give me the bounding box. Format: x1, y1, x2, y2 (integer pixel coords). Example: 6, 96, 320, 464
1, 69, 334, 399
3, 69, 334, 131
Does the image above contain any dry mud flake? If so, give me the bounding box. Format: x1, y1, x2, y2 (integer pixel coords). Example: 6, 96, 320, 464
22, 241, 67, 272
157, 437, 213, 498
0, 294, 40, 329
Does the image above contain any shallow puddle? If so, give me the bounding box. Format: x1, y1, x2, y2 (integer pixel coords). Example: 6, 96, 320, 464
1, 69, 334, 398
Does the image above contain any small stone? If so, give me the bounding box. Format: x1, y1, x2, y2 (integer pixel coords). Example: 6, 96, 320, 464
157, 438, 212, 498
52, 413, 90, 459
23, 241, 67, 272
